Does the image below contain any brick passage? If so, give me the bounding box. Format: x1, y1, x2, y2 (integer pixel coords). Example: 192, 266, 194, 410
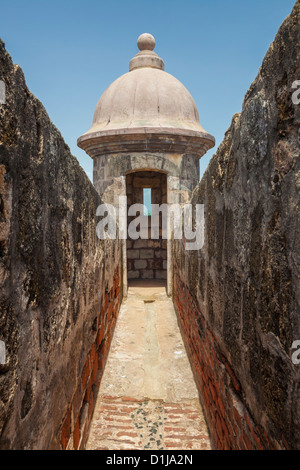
86, 281, 211, 450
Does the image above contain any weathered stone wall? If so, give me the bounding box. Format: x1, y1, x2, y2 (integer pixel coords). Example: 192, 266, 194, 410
0, 40, 122, 449
172, 1, 300, 450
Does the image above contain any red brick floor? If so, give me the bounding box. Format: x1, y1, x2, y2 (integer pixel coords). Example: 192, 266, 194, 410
86, 396, 211, 450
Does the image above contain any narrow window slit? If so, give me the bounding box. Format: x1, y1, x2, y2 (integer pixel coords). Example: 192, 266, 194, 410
143, 188, 152, 216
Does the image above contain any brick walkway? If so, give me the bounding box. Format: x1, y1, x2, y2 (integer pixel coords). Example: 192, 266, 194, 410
86, 282, 212, 450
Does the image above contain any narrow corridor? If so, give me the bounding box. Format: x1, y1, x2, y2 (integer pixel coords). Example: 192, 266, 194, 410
86, 281, 211, 450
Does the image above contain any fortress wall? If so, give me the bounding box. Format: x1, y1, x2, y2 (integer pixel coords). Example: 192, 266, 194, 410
172, 0, 300, 450
0, 40, 122, 449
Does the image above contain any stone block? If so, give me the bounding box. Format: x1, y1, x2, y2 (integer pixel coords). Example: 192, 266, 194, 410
127, 249, 140, 259
147, 259, 162, 270
140, 249, 154, 259
127, 260, 133, 271
127, 270, 140, 279
126, 239, 133, 249
133, 239, 149, 249
140, 270, 154, 279
155, 270, 167, 280
148, 239, 161, 248
134, 259, 147, 270
154, 249, 167, 259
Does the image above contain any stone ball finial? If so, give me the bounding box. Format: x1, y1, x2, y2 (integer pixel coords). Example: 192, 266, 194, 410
137, 33, 156, 51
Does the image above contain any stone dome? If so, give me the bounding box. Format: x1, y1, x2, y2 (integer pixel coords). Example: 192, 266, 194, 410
78, 33, 215, 157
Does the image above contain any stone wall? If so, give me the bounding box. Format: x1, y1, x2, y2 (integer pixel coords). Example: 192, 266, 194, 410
126, 171, 167, 281
0, 40, 122, 449
172, 0, 300, 450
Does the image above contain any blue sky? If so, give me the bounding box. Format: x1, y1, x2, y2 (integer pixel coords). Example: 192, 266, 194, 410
0, 0, 296, 180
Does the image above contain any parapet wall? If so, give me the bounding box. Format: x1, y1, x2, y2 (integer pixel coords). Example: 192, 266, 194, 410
172, 0, 300, 450
0, 40, 122, 449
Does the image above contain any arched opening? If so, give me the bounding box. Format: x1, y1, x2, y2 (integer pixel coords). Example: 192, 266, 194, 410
126, 170, 167, 286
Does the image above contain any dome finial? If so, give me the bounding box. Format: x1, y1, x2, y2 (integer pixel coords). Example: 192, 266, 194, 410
130, 33, 164, 71
137, 33, 156, 51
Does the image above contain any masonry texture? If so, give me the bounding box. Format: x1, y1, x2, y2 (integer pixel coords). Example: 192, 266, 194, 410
0, 40, 122, 449
172, 1, 300, 450
126, 171, 167, 281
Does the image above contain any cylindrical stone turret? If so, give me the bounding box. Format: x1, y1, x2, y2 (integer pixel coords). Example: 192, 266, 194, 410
78, 34, 215, 294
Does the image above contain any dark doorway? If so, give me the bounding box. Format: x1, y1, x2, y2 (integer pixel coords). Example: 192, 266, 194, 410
126, 170, 167, 281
